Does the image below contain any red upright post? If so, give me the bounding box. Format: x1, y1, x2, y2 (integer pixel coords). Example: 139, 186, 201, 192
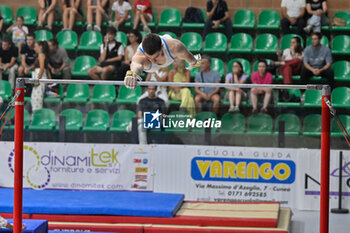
14, 78, 25, 233
320, 85, 331, 233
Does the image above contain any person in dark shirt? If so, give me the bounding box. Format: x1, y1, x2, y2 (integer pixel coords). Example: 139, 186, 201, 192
304, 0, 329, 33
0, 37, 18, 90
203, 0, 232, 40
137, 85, 167, 144
18, 33, 37, 78
88, 27, 124, 80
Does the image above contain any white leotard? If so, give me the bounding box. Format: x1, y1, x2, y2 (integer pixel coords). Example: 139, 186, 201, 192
138, 35, 175, 73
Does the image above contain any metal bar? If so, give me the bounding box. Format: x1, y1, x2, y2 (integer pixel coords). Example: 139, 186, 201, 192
14, 79, 25, 233
320, 85, 331, 233
23, 78, 320, 90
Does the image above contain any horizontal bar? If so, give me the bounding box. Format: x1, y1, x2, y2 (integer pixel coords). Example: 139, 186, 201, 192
22, 78, 322, 90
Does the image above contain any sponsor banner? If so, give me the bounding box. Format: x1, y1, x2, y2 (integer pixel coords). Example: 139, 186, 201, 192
297, 149, 350, 210
153, 145, 297, 207
0, 142, 153, 191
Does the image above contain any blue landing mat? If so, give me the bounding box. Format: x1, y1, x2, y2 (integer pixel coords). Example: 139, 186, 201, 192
0, 188, 184, 217
0, 219, 48, 233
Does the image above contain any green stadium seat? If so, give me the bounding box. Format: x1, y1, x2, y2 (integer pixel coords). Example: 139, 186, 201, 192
83, 110, 109, 132
303, 90, 322, 108
332, 11, 350, 31
218, 113, 245, 134
331, 87, 350, 108
306, 35, 329, 47
182, 9, 206, 29
232, 9, 255, 29
203, 32, 227, 53
56, 30, 78, 51
191, 111, 217, 134
256, 10, 280, 30
276, 89, 301, 108
274, 113, 300, 136
158, 8, 182, 28
116, 85, 142, 105
28, 108, 56, 131
246, 113, 273, 135
331, 115, 350, 137
280, 34, 303, 50
227, 58, 251, 76
333, 60, 350, 83
60, 109, 83, 131
34, 30, 53, 42
228, 33, 253, 54
0, 80, 12, 101
158, 31, 177, 39
164, 111, 191, 134
63, 84, 89, 104
71, 56, 97, 78
0, 5, 13, 25
110, 110, 136, 133
6, 109, 30, 130
211, 58, 225, 78
180, 32, 202, 53
302, 114, 321, 137
331, 35, 350, 55
15, 6, 37, 26
78, 31, 103, 52
90, 84, 116, 104
254, 33, 278, 54
115, 31, 127, 47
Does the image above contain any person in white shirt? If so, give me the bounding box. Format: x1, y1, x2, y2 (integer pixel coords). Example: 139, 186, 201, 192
6, 16, 29, 50
281, 0, 306, 35
110, 0, 132, 30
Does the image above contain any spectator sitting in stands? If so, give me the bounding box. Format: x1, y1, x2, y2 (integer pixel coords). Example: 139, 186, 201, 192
225, 61, 248, 113
301, 32, 334, 88
168, 58, 195, 117
137, 85, 167, 144
48, 38, 71, 79
251, 60, 273, 114
6, 16, 28, 49
304, 0, 329, 33
132, 0, 152, 33
122, 29, 142, 71
281, 0, 306, 35
88, 27, 124, 81
0, 37, 18, 91
110, 0, 132, 30
38, 0, 57, 30
194, 55, 220, 115
62, 0, 81, 30
138, 66, 169, 108
203, 0, 232, 40
18, 33, 37, 78
31, 41, 50, 112
86, 0, 110, 32
274, 36, 304, 84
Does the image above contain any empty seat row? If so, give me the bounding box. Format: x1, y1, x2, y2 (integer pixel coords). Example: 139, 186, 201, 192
1, 6, 350, 31
5, 107, 350, 137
